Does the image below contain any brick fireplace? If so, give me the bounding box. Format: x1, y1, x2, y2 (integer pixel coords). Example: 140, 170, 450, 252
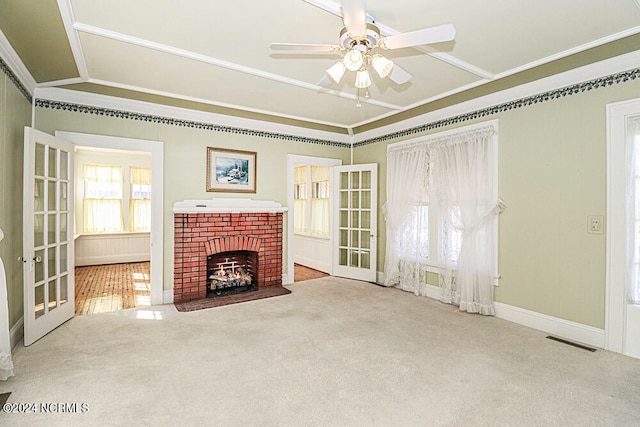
173, 199, 287, 303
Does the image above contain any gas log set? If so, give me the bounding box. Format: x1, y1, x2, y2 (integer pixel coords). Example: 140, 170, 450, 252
208, 257, 257, 297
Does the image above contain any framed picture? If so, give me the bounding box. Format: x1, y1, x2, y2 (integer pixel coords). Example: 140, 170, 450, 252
206, 147, 257, 193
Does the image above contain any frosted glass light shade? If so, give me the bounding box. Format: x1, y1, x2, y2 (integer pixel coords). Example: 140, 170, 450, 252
371, 54, 394, 78
326, 61, 346, 83
355, 69, 372, 88
343, 49, 364, 71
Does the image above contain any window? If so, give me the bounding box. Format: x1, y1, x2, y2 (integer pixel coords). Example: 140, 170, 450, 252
384, 121, 501, 315
130, 167, 152, 232
293, 164, 330, 237
83, 164, 123, 233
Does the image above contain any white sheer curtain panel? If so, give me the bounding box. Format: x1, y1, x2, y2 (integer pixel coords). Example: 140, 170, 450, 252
431, 126, 503, 315
311, 166, 330, 237
627, 118, 640, 304
382, 142, 430, 290
0, 228, 15, 381
294, 165, 307, 234
130, 167, 152, 232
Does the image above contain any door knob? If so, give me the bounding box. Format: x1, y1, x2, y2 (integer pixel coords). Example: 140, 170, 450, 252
33, 256, 42, 263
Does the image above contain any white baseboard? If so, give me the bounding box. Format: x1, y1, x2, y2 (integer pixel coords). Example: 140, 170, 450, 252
282, 273, 290, 285
493, 302, 606, 349
163, 289, 174, 304
383, 273, 605, 349
10, 316, 23, 350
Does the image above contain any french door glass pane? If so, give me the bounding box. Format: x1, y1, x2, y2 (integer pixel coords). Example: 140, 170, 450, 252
35, 284, 45, 318
60, 275, 68, 304
48, 214, 56, 244
60, 244, 68, 274
48, 280, 58, 312
35, 143, 45, 176
34, 214, 44, 247
60, 213, 67, 241
34, 249, 44, 283
48, 181, 56, 211
48, 148, 57, 178
60, 151, 68, 180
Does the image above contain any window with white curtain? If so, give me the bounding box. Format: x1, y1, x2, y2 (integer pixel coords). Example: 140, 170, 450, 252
129, 167, 152, 232
294, 164, 330, 238
383, 121, 503, 315
83, 164, 123, 233
628, 118, 640, 304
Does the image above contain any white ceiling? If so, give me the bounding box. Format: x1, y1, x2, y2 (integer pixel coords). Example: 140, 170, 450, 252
33, 0, 640, 132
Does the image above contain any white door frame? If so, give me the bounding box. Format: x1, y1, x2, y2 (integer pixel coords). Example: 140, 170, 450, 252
605, 98, 640, 355
286, 154, 342, 284
55, 131, 165, 305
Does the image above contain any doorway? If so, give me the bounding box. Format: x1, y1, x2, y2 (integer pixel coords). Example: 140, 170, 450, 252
55, 132, 164, 308
287, 155, 342, 283
606, 98, 640, 358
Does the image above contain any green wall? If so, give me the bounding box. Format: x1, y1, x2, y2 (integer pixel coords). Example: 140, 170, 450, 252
0, 72, 31, 329
354, 78, 640, 329
34, 108, 351, 292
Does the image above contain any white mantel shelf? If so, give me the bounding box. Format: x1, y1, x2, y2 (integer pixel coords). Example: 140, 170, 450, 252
172, 198, 288, 214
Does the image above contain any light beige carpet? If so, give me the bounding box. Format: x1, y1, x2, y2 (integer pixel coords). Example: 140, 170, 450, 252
1, 276, 639, 426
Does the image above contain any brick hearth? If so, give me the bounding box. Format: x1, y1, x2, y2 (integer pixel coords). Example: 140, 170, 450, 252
173, 207, 284, 303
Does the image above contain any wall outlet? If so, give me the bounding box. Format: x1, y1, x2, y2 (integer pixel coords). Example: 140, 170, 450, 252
588, 215, 604, 234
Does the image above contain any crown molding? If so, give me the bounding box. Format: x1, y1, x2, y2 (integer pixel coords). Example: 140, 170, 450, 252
34, 86, 352, 146
0, 29, 36, 99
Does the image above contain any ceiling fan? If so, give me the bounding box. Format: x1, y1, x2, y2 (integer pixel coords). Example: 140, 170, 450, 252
270, 0, 456, 90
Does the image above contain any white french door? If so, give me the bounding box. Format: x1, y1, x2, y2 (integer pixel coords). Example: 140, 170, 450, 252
23, 128, 75, 346
332, 164, 377, 282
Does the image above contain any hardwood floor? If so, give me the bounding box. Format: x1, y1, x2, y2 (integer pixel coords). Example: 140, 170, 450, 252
294, 263, 329, 282
74, 262, 151, 315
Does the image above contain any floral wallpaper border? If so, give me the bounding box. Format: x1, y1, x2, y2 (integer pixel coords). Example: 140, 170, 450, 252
2, 53, 639, 148
0, 56, 32, 103
352, 67, 640, 147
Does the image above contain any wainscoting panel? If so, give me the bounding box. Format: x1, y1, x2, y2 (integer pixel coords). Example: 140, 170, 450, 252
293, 234, 331, 274
75, 233, 150, 266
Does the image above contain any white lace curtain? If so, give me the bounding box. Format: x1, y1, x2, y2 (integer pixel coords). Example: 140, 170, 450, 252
431, 127, 503, 315
382, 142, 430, 294
0, 228, 15, 381
383, 124, 504, 315
627, 118, 640, 304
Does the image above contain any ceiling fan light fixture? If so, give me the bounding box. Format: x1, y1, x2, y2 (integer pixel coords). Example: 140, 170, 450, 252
343, 48, 364, 71
326, 61, 346, 83
371, 54, 394, 79
355, 69, 372, 88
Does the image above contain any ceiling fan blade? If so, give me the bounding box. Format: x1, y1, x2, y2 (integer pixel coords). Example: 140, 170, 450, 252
388, 64, 412, 85
317, 75, 333, 87
379, 24, 456, 50
270, 43, 340, 52
341, 0, 367, 38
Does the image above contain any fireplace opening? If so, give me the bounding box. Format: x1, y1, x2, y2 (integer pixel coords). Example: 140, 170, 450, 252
207, 250, 258, 298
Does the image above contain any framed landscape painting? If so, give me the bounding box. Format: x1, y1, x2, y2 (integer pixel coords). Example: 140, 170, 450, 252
206, 147, 257, 193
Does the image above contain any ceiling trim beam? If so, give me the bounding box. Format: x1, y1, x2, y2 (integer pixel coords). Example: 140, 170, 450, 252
72, 22, 403, 111
57, 0, 89, 79
34, 86, 353, 144
492, 25, 640, 81
0, 28, 36, 95
36, 77, 86, 88
86, 77, 353, 130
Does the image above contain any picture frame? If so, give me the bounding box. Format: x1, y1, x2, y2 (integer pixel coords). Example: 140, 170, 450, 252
206, 147, 257, 193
